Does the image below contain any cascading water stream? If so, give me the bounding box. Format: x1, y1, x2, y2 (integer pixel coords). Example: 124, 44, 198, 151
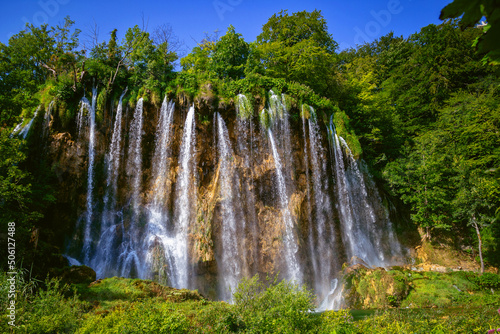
339, 137, 402, 264
120, 98, 145, 277
216, 112, 246, 300
127, 98, 144, 216
18, 109, 39, 139
149, 98, 175, 209
235, 94, 259, 274
329, 118, 401, 268
304, 106, 337, 301
91, 89, 127, 277
268, 128, 302, 283
144, 97, 176, 284
263, 92, 302, 283
172, 105, 197, 289
81, 88, 97, 264
103, 89, 128, 219
10, 120, 24, 137
301, 111, 316, 287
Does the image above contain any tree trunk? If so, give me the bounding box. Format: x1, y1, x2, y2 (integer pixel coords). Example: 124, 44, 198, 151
472, 215, 484, 274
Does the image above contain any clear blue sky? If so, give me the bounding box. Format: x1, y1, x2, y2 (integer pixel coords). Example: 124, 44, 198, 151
0, 0, 451, 54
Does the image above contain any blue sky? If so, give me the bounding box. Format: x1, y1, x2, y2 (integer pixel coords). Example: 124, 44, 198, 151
1, 0, 451, 54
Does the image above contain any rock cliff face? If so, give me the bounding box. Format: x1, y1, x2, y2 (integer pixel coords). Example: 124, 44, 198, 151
41, 90, 404, 305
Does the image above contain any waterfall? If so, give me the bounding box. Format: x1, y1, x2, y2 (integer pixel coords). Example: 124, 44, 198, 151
119, 98, 145, 277
62, 90, 406, 309
103, 89, 127, 216
262, 92, 301, 283
149, 97, 175, 209
127, 98, 144, 215
235, 94, 258, 274
92, 89, 127, 277
317, 278, 344, 311
17, 109, 39, 139
172, 105, 197, 288
301, 111, 316, 287
303, 106, 338, 302
268, 129, 302, 283
329, 118, 401, 268
144, 97, 176, 284
81, 88, 97, 263
216, 112, 245, 300
10, 120, 24, 137
267, 91, 293, 170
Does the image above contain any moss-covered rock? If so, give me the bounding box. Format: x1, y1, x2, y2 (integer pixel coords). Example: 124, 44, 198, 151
50, 265, 96, 285
343, 265, 500, 309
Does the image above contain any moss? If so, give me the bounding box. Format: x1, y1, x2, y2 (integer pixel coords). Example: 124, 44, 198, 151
259, 108, 271, 129
300, 104, 311, 119
235, 94, 253, 120
282, 94, 296, 112
346, 267, 500, 310
333, 111, 362, 159
57, 100, 74, 130
96, 88, 106, 124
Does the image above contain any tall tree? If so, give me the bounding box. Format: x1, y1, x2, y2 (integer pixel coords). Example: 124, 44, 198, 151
255, 10, 339, 96
210, 25, 249, 79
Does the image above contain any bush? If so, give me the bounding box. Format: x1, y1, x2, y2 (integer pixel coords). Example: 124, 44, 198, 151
232, 275, 318, 333
475, 273, 500, 290
77, 299, 191, 334
19, 277, 86, 334
319, 309, 355, 334
197, 302, 245, 333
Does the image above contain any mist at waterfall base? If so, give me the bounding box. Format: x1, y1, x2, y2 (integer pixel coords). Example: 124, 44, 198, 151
65, 89, 404, 310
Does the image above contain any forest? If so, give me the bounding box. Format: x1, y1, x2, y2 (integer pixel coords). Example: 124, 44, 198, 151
0, 0, 499, 332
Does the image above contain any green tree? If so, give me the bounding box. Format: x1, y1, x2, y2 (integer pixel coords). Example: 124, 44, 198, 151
440, 0, 500, 64
257, 9, 337, 53
210, 25, 249, 79
441, 91, 500, 270
384, 132, 454, 240
0, 131, 36, 228
181, 31, 218, 75
0, 24, 54, 126
382, 20, 488, 134
256, 10, 339, 96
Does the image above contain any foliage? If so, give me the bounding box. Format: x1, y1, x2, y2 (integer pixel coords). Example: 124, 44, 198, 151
257, 10, 337, 53
320, 309, 356, 334
0, 131, 34, 228
232, 275, 319, 333
352, 307, 500, 333
210, 25, 249, 80
0, 275, 87, 334
77, 299, 191, 334
440, 0, 500, 64
384, 90, 499, 245
345, 268, 410, 309
255, 10, 339, 97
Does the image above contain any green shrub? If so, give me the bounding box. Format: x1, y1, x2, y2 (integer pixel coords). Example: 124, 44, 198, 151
232, 275, 318, 333
475, 273, 500, 290
21, 277, 86, 334
77, 299, 191, 334
320, 309, 355, 334
197, 301, 245, 333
